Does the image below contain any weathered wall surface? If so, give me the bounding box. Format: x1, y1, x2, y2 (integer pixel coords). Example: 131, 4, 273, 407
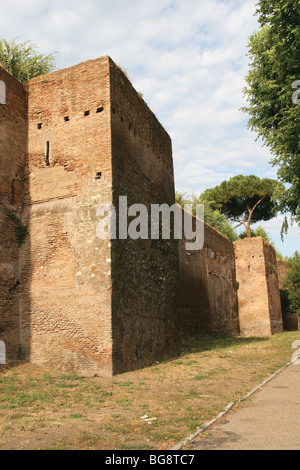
264, 241, 285, 334
179, 216, 239, 336
277, 259, 290, 289
110, 60, 181, 374
16, 56, 181, 376
234, 238, 283, 337
1, 57, 286, 376
0, 67, 27, 363
22, 58, 114, 375
277, 259, 299, 331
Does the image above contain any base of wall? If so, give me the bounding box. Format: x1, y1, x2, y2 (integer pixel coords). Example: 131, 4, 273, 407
283, 315, 300, 331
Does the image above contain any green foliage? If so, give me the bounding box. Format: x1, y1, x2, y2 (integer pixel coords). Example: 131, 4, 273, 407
201, 175, 282, 238
0, 38, 56, 83
175, 191, 238, 242
280, 288, 291, 316
203, 204, 238, 243
283, 251, 300, 316
239, 225, 273, 244
276, 250, 289, 262
9, 214, 28, 246
243, 1, 300, 226
175, 191, 191, 207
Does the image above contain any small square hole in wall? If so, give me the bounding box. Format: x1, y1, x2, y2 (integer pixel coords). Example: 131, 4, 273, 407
37, 123, 42, 130
64, 116, 70, 122
96, 107, 103, 113
84, 110, 90, 116
95, 172, 102, 180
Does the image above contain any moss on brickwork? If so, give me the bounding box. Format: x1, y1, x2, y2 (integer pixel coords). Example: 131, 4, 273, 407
9, 214, 28, 246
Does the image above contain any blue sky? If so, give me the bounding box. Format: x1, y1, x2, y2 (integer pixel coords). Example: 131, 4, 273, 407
1, 0, 299, 256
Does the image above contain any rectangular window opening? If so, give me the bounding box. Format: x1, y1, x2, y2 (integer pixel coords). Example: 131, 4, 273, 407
45, 141, 50, 167
64, 116, 70, 122
84, 110, 90, 116
96, 107, 104, 113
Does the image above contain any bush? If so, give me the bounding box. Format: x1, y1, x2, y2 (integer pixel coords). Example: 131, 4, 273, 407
239, 226, 273, 243
280, 289, 291, 316
0, 38, 56, 83
283, 252, 300, 316
175, 192, 238, 242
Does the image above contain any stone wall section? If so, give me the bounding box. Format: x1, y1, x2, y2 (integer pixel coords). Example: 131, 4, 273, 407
234, 238, 283, 337
21, 58, 114, 375
0, 57, 286, 375
179, 214, 239, 336
0, 67, 27, 363
109, 60, 181, 374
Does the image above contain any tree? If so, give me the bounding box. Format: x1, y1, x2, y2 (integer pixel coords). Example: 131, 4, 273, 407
203, 204, 238, 243
175, 191, 191, 208
283, 251, 300, 316
175, 191, 238, 242
239, 225, 273, 244
0, 38, 56, 83
243, 1, 300, 227
201, 175, 282, 238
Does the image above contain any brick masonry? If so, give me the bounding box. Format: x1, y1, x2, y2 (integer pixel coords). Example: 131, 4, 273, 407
179, 214, 239, 336
21, 58, 113, 376
0, 57, 181, 376
109, 61, 180, 374
0, 58, 284, 375
0, 68, 27, 363
234, 238, 283, 337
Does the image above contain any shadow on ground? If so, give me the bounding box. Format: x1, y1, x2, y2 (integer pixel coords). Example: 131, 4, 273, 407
181, 335, 269, 355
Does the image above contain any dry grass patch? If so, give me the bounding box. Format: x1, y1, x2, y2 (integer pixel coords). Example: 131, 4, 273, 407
0, 331, 299, 450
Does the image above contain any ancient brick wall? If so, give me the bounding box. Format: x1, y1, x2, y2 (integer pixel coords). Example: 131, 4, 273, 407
234, 238, 283, 337
179, 215, 239, 336
0, 67, 27, 363
4, 56, 286, 375
109, 60, 181, 374
22, 58, 114, 375
264, 241, 285, 333
277, 259, 290, 289
12, 56, 181, 376
277, 259, 298, 331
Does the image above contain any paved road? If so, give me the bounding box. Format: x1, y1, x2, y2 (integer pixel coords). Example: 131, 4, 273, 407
192, 363, 300, 450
